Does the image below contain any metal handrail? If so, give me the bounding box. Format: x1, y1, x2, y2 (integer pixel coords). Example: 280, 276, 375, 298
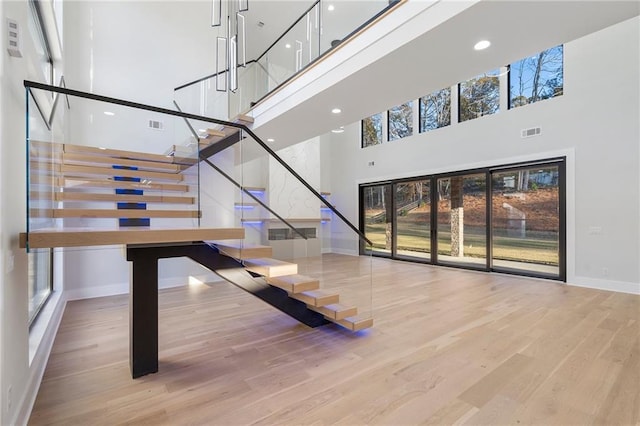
25, 80, 372, 246
173, 0, 402, 95
28, 75, 70, 131
172, 100, 308, 240
174, 0, 320, 92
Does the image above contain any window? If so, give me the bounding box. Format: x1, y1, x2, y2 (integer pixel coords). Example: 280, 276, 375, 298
360, 158, 565, 281
459, 69, 500, 122
388, 101, 413, 141
395, 180, 431, 260
419, 88, 451, 132
491, 164, 562, 276
436, 173, 487, 267
510, 45, 563, 108
28, 0, 54, 86
28, 249, 53, 324
361, 113, 383, 148
361, 183, 392, 256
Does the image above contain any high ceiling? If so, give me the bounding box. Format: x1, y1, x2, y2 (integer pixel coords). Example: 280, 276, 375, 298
216, 0, 389, 62
248, 0, 640, 150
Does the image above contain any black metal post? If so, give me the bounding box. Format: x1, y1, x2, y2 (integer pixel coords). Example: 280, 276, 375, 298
128, 252, 159, 378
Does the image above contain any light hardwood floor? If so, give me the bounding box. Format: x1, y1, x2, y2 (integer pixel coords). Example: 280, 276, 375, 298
29, 254, 639, 425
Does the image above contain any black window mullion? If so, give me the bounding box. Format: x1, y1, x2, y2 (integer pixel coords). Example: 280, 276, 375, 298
558, 159, 567, 282
486, 171, 493, 271
430, 176, 438, 264
391, 183, 397, 258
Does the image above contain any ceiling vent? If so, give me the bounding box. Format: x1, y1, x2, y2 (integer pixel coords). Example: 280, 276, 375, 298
521, 127, 541, 138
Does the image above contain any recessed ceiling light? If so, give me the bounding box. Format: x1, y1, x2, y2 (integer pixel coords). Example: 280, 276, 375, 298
267, 138, 275, 142
474, 40, 491, 51
327, 4, 335, 11
104, 111, 115, 116
285, 43, 291, 49
331, 108, 342, 114
331, 127, 345, 133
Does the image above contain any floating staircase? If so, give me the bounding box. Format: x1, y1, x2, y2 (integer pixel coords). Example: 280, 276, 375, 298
26, 139, 372, 332
29, 140, 199, 223
212, 241, 373, 331
164, 114, 254, 157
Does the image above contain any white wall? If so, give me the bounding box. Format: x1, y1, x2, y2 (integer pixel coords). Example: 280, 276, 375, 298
270, 137, 321, 218
326, 17, 640, 294
60, 1, 231, 299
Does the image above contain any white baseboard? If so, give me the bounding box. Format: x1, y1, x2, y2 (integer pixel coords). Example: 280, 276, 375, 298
65, 274, 225, 301
570, 276, 640, 295
65, 282, 129, 301
329, 248, 359, 256
14, 291, 67, 426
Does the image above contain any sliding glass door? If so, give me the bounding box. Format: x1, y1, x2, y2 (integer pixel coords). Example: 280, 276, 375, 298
359, 158, 565, 281
435, 173, 487, 268
361, 183, 393, 256
395, 180, 431, 260
491, 163, 563, 277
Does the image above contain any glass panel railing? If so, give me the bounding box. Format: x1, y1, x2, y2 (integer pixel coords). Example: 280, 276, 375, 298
24, 81, 374, 328
174, 0, 401, 119
174, 76, 229, 122
25, 84, 202, 247
193, 122, 374, 326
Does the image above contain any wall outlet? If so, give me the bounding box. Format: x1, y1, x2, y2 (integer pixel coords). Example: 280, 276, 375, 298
602, 267, 609, 277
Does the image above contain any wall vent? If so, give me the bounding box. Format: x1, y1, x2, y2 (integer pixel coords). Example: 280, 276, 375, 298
7, 18, 22, 57
148, 120, 164, 131
521, 127, 541, 138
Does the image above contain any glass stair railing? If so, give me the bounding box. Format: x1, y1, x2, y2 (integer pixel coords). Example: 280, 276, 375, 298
23, 80, 374, 331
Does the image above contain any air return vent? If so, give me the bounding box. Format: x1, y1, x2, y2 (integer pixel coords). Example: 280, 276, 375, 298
521, 127, 541, 138
148, 120, 164, 131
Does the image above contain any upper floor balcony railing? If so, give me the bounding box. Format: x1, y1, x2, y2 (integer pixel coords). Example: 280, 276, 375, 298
174, 0, 401, 120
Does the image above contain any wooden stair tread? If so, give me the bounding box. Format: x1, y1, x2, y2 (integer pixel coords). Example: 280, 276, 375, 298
309, 304, 357, 320
214, 242, 273, 260
266, 274, 320, 294
53, 192, 194, 204
290, 289, 339, 306
62, 143, 176, 164
233, 114, 254, 124
205, 128, 226, 138
32, 208, 200, 219
241, 218, 326, 223
330, 316, 374, 331
20, 227, 244, 249
243, 258, 298, 278
243, 186, 266, 192
62, 153, 182, 172
61, 164, 184, 182
57, 177, 189, 192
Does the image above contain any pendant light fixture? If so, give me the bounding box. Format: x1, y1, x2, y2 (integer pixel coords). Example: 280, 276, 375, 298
211, 0, 248, 93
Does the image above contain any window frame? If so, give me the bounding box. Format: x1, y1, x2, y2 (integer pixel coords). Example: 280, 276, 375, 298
359, 158, 566, 282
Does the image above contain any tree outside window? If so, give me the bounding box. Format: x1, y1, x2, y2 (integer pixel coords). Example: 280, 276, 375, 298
419, 87, 451, 132
362, 113, 383, 148
510, 45, 563, 108
459, 70, 500, 122
388, 101, 413, 141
